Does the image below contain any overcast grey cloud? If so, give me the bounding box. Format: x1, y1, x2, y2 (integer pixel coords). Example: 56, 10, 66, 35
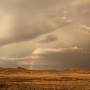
0, 0, 73, 45
30, 47, 90, 70
0, 0, 90, 45
0, 0, 89, 70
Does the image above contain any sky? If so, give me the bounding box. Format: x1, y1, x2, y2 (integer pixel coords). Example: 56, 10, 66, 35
0, 0, 90, 70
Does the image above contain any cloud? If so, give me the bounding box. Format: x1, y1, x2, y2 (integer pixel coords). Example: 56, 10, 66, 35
0, 0, 89, 46
0, 46, 89, 70
0, 0, 69, 46
0, 46, 82, 69
39, 35, 57, 43
0, 0, 90, 70
31, 46, 80, 55
0, 13, 59, 46
30, 47, 90, 70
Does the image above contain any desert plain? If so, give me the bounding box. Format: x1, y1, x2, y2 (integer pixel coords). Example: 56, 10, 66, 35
0, 68, 89, 90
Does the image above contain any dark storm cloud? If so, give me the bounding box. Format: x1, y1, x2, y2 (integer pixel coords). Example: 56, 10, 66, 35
0, 47, 90, 70
30, 47, 90, 70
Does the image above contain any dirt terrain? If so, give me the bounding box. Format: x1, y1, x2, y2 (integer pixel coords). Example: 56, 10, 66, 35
0, 68, 90, 90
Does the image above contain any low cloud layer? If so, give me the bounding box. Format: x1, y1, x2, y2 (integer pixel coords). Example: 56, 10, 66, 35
30, 47, 90, 70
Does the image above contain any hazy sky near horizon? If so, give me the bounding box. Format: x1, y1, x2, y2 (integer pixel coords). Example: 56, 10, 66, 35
0, 0, 90, 70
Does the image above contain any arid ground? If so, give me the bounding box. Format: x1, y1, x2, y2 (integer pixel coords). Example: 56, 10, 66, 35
0, 68, 90, 90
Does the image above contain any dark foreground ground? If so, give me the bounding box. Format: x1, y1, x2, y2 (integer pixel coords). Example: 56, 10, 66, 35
0, 68, 90, 90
